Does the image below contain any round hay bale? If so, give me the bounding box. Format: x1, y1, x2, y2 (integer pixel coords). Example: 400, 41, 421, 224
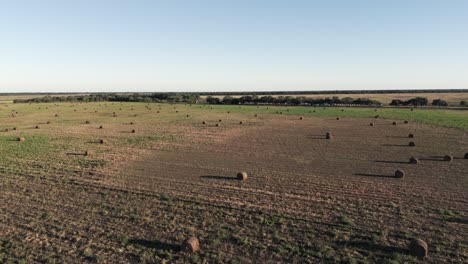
325, 132, 332, 139
181, 237, 200, 253
409, 157, 419, 164
99, 125, 103, 129
409, 141, 416, 147
336, 117, 340, 120
186, 114, 189, 117
218, 119, 222, 122
130, 122, 134, 125
411, 108, 414, 111
176, 110, 179, 113
408, 133, 414, 138
35, 125, 40, 129
85, 121, 90, 124
99, 139, 107, 144
254, 114, 258, 117
17, 137, 25, 142
237, 171, 248, 181
131, 129, 136, 133
202, 121, 206, 124
157, 111, 160, 113
394, 169, 405, 178
227, 111, 230, 114
370, 122, 374, 126
443, 155, 453, 162
392, 122, 397, 125
12, 127, 16, 131
299, 116, 303, 120
404, 120, 409, 124
374, 115, 379, 119
280, 112, 283, 114
84, 150, 94, 157
4, 128, 9, 132
46, 121, 51, 124
409, 239, 428, 258
216, 123, 220, 127
239, 121, 243, 125
55, 114, 58, 117
341, 109, 344, 112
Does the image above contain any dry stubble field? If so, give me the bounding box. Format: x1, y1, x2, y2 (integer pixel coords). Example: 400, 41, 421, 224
0, 101, 467, 263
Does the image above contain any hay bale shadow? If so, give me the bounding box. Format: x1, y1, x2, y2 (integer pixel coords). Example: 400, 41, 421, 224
66, 152, 85, 156
373, 160, 409, 164
343, 240, 408, 255
128, 239, 180, 252
382, 144, 412, 147
446, 217, 468, 224
200, 175, 238, 181
306, 135, 327, 139
354, 173, 395, 178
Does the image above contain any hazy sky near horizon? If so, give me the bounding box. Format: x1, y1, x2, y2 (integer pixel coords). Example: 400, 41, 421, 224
0, 0, 467, 92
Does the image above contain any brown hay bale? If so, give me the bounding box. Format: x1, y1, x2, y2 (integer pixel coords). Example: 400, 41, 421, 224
202, 121, 206, 124
186, 114, 189, 117
216, 123, 220, 127
239, 121, 243, 125
46, 121, 51, 124
131, 129, 136, 133
254, 114, 258, 117
12, 127, 16, 131
443, 155, 453, 162
99, 139, 107, 144
218, 119, 222, 122
374, 115, 379, 119
130, 122, 134, 125
408, 133, 414, 138
404, 120, 409, 124
280, 112, 283, 114
325, 132, 332, 139
409, 157, 419, 164
392, 122, 397, 125
409, 141, 415, 147
370, 122, 374, 126
85, 121, 90, 124
237, 171, 248, 181
84, 150, 94, 157
99, 125, 103, 129
394, 169, 405, 178
299, 116, 303, 120
409, 239, 428, 259
17, 137, 25, 142
35, 125, 40, 129
4, 128, 9, 132
336, 117, 340, 120
181, 237, 200, 253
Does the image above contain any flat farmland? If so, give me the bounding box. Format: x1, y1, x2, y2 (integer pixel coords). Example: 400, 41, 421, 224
0, 101, 466, 263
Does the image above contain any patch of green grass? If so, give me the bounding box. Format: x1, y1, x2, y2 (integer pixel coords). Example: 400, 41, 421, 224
0, 135, 51, 163
76, 158, 107, 168
127, 135, 176, 145
204, 105, 468, 130
337, 215, 354, 226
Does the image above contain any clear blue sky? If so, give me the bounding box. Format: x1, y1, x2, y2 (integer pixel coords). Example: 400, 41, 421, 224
0, 0, 467, 92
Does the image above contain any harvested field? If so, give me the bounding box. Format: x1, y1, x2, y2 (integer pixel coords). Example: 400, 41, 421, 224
0, 101, 466, 263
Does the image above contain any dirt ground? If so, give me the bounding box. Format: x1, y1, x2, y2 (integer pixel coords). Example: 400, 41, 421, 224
0, 103, 466, 263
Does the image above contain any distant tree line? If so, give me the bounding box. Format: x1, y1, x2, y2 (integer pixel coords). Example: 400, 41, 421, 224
14, 93, 383, 106
206, 95, 381, 106
13, 93, 201, 104
12, 93, 467, 107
